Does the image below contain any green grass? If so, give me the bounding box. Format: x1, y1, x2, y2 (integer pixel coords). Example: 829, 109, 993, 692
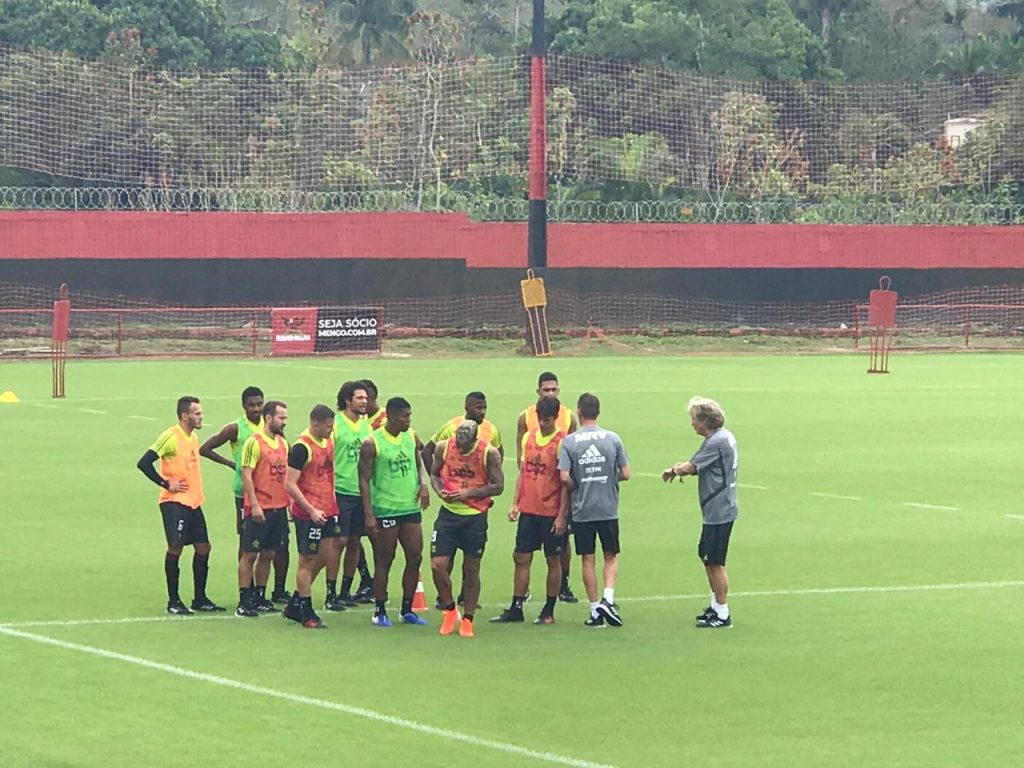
1, 353, 1023, 768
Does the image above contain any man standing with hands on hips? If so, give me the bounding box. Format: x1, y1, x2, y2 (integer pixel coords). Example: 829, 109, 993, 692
663, 396, 739, 629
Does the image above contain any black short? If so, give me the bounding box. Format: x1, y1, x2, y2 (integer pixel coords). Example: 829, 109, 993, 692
698, 521, 734, 567
240, 507, 289, 554
293, 517, 341, 556
515, 513, 567, 558
160, 502, 209, 548
336, 493, 363, 537
431, 507, 487, 559
572, 519, 620, 556
376, 512, 422, 530
235, 496, 245, 536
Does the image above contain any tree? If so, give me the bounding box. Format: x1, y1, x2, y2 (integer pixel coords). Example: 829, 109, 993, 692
550, 0, 836, 80
327, 0, 415, 66
0, 0, 112, 59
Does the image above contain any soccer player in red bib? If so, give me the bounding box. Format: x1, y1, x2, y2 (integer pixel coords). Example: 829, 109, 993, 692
492, 397, 568, 625
429, 420, 504, 638
283, 404, 339, 629
515, 372, 579, 604
237, 400, 290, 617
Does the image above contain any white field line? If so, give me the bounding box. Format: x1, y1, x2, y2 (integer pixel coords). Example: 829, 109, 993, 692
738, 483, 769, 490
623, 580, 1024, 603
0, 626, 615, 768
903, 502, 959, 511
1005, 514, 1024, 520
6, 579, 1024, 629
128, 414, 159, 421
79, 408, 108, 415
809, 492, 861, 501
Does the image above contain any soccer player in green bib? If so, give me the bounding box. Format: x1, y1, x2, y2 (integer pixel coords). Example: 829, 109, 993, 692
200, 386, 291, 604
358, 396, 431, 627
329, 380, 373, 609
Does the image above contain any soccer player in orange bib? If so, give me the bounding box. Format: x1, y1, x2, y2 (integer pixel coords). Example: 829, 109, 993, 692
283, 404, 339, 629
429, 420, 504, 637
515, 372, 579, 604
237, 400, 290, 618
137, 396, 224, 615
492, 396, 568, 625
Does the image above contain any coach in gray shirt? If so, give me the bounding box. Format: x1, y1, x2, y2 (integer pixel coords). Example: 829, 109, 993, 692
663, 396, 738, 629
557, 393, 630, 628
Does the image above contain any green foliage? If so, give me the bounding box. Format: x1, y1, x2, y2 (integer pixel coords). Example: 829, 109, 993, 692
551, 0, 837, 80
0, 0, 112, 59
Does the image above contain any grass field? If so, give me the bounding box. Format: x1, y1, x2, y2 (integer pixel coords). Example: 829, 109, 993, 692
1, 353, 1022, 768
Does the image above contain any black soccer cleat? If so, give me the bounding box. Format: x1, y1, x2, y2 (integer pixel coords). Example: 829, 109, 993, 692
489, 609, 525, 624
695, 606, 716, 626
283, 601, 303, 624
323, 596, 348, 612
271, 589, 291, 605
584, 614, 606, 628
533, 612, 555, 625
558, 586, 579, 604
337, 593, 359, 608
353, 585, 375, 604
190, 598, 226, 613
697, 612, 732, 629
302, 611, 327, 629
167, 600, 194, 616
235, 602, 260, 618
254, 598, 279, 613
596, 599, 623, 627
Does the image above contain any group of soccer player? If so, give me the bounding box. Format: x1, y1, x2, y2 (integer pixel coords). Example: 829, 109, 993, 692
137, 371, 740, 634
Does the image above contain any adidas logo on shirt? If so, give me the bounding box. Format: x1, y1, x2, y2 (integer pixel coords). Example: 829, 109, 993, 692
578, 444, 606, 465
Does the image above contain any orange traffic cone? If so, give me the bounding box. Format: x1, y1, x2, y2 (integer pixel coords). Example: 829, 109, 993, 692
411, 572, 428, 612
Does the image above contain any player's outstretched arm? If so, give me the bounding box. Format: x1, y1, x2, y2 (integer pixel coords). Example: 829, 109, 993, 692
421, 438, 437, 475
414, 434, 430, 509
199, 422, 239, 469
358, 438, 377, 530
515, 412, 527, 468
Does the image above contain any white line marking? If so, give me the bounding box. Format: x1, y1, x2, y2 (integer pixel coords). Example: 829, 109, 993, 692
128, 415, 159, 421
809, 492, 861, 501
79, 408, 108, 415
0, 627, 615, 768
738, 483, 769, 490
1006, 514, 1024, 520
25, 402, 59, 409
0, 615, 236, 629
903, 502, 959, 511
622, 580, 1024, 603
10, 579, 1024, 628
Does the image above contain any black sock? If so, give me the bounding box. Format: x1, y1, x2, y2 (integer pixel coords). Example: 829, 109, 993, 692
164, 553, 181, 602
239, 586, 250, 606
544, 596, 557, 614
358, 559, 372, 584
511, 595, 525, 612
441, 601, 456, 611
400, 597, 413, 615
464, 613, 474, 622
326, 579, 337, 599
374, 598, 387, 616
274, 573, 287, 594
301, 596, 313, 620
288, 591, 301, 609
340, 576, 354, 597
192, 555, 209, 603
561, 571, 570, 591
255, 585, 266, 603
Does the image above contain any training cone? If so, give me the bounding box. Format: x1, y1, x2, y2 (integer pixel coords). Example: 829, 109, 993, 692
0, 391, 19, 404
411, 573, 428, 612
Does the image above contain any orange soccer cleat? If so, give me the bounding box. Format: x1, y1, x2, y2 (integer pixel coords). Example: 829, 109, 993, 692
458, 617, 475, 638
439, 608, 461, 636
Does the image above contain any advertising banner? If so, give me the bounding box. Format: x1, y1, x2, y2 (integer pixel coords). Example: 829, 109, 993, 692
271, 306, 382, 356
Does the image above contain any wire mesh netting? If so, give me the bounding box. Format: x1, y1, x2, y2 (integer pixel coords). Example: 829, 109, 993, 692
3, 46, 1023, 205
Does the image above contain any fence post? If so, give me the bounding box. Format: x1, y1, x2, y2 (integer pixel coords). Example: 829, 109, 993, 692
964, 306, 971, 348
116, 312, 123, 356
251, 312, 258, 357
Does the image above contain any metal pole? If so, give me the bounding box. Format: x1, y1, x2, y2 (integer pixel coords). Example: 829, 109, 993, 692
527, 0, 547, 271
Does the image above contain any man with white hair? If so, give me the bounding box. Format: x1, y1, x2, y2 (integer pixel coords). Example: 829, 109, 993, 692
429, 419, 504, 638
663, 396, 739, 629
